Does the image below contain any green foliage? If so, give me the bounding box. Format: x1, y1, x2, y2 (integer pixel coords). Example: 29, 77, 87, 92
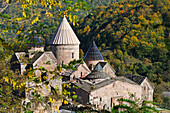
74, 0, 170, 108
75, 0, 170, 83
111, 98, 159, 113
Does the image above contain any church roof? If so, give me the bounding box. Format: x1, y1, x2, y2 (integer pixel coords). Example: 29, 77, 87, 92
84, 41, 104, 61
30, 51, 57, 64
124, 74, 146, 85
83, 70, 111, 79
73, 77, 138, 93
50, 16, 80, 45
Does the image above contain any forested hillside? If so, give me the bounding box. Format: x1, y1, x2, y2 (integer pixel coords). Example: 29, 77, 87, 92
1, 0, 169, 109
1, 0, 118, 51
74, 0, 170, 108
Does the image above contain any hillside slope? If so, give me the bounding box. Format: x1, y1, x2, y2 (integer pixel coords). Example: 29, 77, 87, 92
74, 0, 170, 108
75, 0, 169, 78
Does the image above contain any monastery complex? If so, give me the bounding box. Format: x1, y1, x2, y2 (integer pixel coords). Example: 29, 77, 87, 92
11, 16, 154, 112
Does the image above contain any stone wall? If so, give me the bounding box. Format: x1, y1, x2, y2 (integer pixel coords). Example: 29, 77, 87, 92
90, 81, 142, 111
70, 63, 91, 79
141, 78, 154, 101
70, 86, 89, 104
51, 44, 79, 65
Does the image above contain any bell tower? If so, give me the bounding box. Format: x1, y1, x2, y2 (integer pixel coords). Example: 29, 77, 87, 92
49, 16, 80, 64
84, 41, 104, 67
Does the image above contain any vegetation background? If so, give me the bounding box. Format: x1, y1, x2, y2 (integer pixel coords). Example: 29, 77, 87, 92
0, 0, 169, 112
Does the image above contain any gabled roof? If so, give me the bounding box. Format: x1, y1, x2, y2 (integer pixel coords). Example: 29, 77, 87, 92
84, 41, 104, 61
97, 61, 107, 68
73, 77, 138, 93
30, 52, 44, 63
94, 63, 103, 71
124, 74, 146, 85
62, 62, 91, 77
30, 51, 57, 64
15, 52, 27, 63
50, 16, 80, 45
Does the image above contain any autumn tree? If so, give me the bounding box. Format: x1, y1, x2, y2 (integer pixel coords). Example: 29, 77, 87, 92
0, 0, 89, 112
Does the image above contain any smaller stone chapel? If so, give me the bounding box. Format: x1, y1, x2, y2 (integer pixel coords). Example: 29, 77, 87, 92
11, 16, 154, 112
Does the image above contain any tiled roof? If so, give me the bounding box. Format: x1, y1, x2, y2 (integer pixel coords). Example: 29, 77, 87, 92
30, 51, 57, 64
84, 41, 104, 61
61, 64, 81, 77
83, 70, 111, 79
50, 16, 80, 45
73, 77, 138, 93
45, 51, 57, 64
30, 52, 44, 63
124, 74, 146, 85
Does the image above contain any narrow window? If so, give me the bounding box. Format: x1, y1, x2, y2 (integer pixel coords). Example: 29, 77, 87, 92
100, 97, 102, 101
72, 53, 74, 58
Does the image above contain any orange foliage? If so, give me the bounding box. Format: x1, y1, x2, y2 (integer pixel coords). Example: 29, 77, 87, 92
130, 9, 134, 14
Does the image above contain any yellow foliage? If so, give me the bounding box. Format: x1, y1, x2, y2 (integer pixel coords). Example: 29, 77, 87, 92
22, 11, 26, 18
138, 15, 144, 20
112, 21, 115, 24
113, 11, 117, 14
72, 91, 75, 94
6, 0, 9, 3
64, 100, 68, 104
98, 11, 103, 16
49, 97, 55, 103
119, 4, 124, 8
131, 36, 139, 42
97, 34, 100, 38
31, 16, 39, 24
16, 31, 21, 34
123, 38, 128, 43
127, 4, 133, 8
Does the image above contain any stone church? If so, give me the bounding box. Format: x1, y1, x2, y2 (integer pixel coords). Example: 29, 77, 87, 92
11, 16, 154, 112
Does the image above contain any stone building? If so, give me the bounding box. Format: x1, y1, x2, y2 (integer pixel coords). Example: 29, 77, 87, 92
49, 15, 80, 65
124, 74, 154, 101
10, 16, 154, 112
84, 41, 104, 68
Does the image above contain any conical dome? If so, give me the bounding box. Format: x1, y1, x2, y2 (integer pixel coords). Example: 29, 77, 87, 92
50, 16, 80, 45
84, 41, 104, 62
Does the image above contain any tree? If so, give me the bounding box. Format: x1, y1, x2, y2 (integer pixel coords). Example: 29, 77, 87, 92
111, 98, 159, 113
0, 0, 89, 112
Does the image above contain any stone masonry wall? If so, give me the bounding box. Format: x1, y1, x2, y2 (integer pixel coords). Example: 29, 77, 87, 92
90, 80, 142, 111
51, 44, 79, 65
